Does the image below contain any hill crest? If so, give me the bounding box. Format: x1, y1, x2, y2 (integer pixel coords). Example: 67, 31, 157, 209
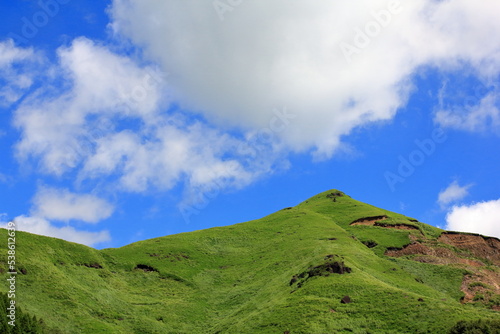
1, 189, 499, 333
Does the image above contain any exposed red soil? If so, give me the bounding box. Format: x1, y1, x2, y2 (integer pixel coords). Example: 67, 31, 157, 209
385, 241, 485, 266
438, 232, 500, 266
385, 234, 500, 307
350, 215, 418, 230
460, 270, 500, 304
458, 258, 485, 267
350, 215, 388, 226
375, 223, 418, 230
386, 242, 445, 257
386, 242, 459, 264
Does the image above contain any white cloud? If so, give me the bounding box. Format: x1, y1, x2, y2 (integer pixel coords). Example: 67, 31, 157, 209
0, 39, 34, 68
437, 181, 472, 208
0, 215, 110, 247
79, 123, 257, 193
13, 37, 285, 195
110, 0, 500, 157
32, 187, 114, 223
446, 199, 500, 239
13, 37, 167, 176
0, 39, 39, 107
435, 89, 500, 133
0, 187, 112, 247
10, 1, 500, 218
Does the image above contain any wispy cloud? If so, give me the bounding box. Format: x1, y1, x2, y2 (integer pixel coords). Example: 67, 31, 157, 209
435, 87, 500, 133
0, 39, 40, 107
437, 181, 472, 208
13, 37, 167, 176
12, 37, 287, 196
445, 199, 500, 238
0, 215, 110, 247
0, 186, 113, 247
32, 186, 114, 223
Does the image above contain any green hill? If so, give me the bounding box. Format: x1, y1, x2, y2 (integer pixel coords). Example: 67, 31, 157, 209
1, 190, 499, 333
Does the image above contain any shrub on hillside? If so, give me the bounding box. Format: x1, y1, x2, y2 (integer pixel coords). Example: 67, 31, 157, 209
0, 292, 46, 333
449, 319, 500, 334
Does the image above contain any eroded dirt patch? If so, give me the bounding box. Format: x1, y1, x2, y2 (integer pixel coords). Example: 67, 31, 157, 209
135, 264, 158, 272
385, 242, 485, 266
374, 223, 418, 230
439, 232, 500, 266
290, 255, 351, 289
350, 215, 418, 230
385, 237, 500, 307
79, 263, 103, 269
362, 240, 378, 248
350, 215, 388, 226
461, 270, 500, 306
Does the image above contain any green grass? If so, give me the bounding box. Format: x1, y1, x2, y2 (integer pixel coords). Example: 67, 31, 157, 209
0, 189, 498, 333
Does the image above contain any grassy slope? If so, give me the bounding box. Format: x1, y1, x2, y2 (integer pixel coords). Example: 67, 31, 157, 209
0, 190, 498, 333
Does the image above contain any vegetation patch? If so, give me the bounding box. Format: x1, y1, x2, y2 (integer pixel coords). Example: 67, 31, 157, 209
449, 319, 500, 333
148, 252, 190, 261
0, 292, 46, 333
326, 191, 344, 198
461, 272, 500, 305
2, 189, 499, 333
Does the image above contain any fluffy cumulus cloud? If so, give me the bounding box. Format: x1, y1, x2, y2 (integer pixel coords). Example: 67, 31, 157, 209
79, 119, 262, 193
7, 1, 500, 245
437, 181, 472, 208
0, 187, 112, 247
0, 215, 110, 247
13, 37, 283, 197
0, 39, 39, 107
32, 187, 114, 223
110, 0, 500, 157
14, 37, 167, 176
446, 199, 500, 238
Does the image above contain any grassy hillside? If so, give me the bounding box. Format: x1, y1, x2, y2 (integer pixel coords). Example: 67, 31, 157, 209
1, 190, 499, 333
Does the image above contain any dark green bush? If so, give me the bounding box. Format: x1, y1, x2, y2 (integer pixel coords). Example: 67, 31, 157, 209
449, 319, 500, 334
0, 292, 45, 333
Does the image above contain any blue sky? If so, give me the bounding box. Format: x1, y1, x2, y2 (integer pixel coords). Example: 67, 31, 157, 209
1, 0, 499, 248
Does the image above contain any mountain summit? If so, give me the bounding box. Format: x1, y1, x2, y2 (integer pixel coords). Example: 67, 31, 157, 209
1, 190, 499, 333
